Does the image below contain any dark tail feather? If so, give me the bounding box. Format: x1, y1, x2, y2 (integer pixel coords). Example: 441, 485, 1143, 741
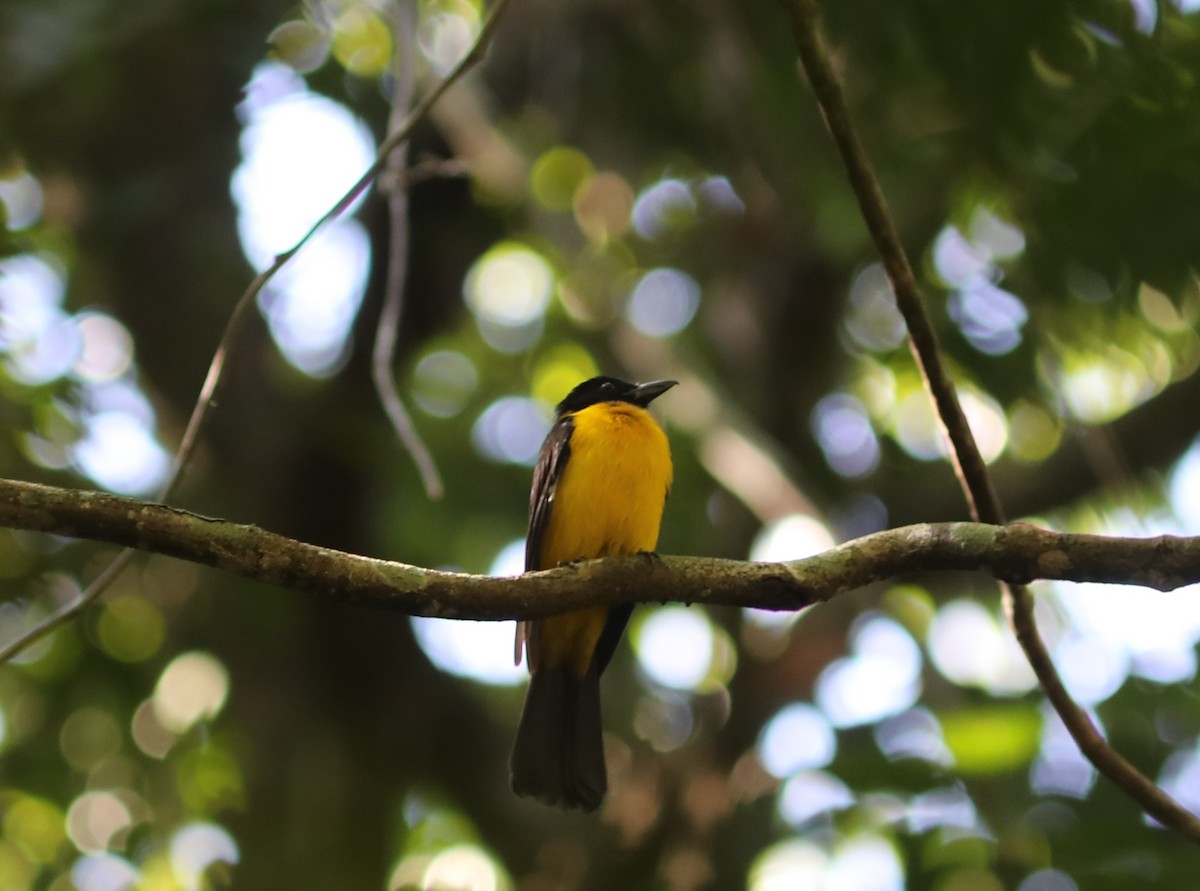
510, 666, 606, 811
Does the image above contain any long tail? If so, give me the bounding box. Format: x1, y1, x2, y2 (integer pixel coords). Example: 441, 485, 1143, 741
510, 666, 606, 811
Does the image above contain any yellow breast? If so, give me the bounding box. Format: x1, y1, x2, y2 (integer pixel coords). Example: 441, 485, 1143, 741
538, 401, 673, 569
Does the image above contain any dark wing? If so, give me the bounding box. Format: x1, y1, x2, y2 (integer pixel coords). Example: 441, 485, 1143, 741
516, 416, 573, 670
526, 416, 573, 572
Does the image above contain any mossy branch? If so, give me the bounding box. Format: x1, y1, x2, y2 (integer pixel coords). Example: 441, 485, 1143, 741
2, 478, 1198, 626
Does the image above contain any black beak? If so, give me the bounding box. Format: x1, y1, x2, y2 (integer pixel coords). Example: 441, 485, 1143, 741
628, 379, 678, 407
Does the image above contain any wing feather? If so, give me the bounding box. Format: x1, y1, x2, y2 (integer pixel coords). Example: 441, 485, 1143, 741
515, 417, 574, 670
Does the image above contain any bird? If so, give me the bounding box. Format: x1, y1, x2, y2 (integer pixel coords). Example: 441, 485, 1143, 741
510, 375, 677, 811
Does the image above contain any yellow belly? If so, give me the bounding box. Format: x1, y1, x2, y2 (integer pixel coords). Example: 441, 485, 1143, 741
534, 401, 672, 675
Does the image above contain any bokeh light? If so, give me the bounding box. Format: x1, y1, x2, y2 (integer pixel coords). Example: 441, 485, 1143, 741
1138, 282, 1189, 332
1158, 741, 1200, 816
0, 169, 44, 229
778, 771, 853, 826
174, 743, 244, 814
463, 243, 554, 353
471, 397, 550, 465
489, 539, 525, 578
1032, 703, 1097, 798
412, 350, 479, 418
948, 279, 1028, 355
632, 178, 696, 240
530, 147, 594, 212
746, 514, 835, 630
97, 596, 165, 663
874, 707, 952, 766
815, 615, 921, 727
969, 207, 1026, 259
697, 175, 746, 213
824, 835, 904, 891
1051, 631, 1130, 705
410, 618, 526, 685
1018, 870, 1079, 891
259, 223, 372, 375
73, 411, 170, 496
0, 253, 75, 385
625, 267, 701, 338
927, 600, 1036, 694
573, 171, 634, 241
66, 792, 131, 854
811, 393, 880, 477
751, 835, 905, 891
758, 703, 836, 778
232, 61, 376, 376
267, 19, 330, 73
331, 3, 392, 77
4, 795, 65, 864
633, 690, 695, 752
749, 514, 835, 563
389, 812, 513, 890
893, 390, 947, 461
70, 853, 140, 891
942, 702, 1040, 774
234, 62, 376, 260
60, 707, 121, 771
170, 822, 239, 891
153, 652, 231, 734
1007, 399, 1062, 463
960, 390, 1008, 463
465, 243, 555, 328
417, 0, 481, 75
1169, 437, 1200, 532
905, 786, 982, 833
748, 840, 827, 891
1059, 356, 1146, 423
410, 541, 527, 686
844, 263, 906, 352
422, 843, 510, 891
131, 699, 178, 760
933, 225, 991, 289
1053, 559, 1200, 689
933, 210, 1028, 355
530, 343, 599, 408
634, 607, 714, 691
72, 313, 133, 383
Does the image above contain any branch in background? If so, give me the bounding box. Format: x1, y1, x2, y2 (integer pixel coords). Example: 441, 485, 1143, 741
371, 0, 444, 501
779, 0, 1200, 844
0, 0, 518, 665
2, 478, 1200, 622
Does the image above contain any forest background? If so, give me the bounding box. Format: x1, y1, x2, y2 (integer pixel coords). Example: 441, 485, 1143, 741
3, 0, 1200, 889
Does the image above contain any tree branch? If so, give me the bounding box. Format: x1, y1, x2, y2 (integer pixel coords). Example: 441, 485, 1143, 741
2, 478, 1199, 621
779, 0, 1200, 843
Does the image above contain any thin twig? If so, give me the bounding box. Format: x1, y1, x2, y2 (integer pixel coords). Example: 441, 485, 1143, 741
780, 0, 1200, 844
378, 156, 471, 192
372, 0, 444, 500
0, 276, 263, 665
0, 0, 517, 665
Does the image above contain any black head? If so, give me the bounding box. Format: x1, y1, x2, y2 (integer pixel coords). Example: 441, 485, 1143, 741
556, 376, 678, 416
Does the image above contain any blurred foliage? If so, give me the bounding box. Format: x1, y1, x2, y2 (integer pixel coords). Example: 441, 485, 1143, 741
2, 0, 1200, 889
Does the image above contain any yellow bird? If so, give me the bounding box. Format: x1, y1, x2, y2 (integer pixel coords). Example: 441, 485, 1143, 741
511, 376, 676, 810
